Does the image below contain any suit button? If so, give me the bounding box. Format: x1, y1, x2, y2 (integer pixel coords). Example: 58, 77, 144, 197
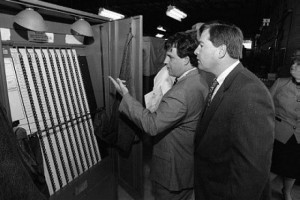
293, 126, 296, 129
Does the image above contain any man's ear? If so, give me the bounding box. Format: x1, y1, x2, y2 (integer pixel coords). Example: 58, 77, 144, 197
218, 44, 226, 58
184, 56, 190, 65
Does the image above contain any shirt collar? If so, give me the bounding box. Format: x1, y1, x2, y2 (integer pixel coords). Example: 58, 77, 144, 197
178, 68, 197, 81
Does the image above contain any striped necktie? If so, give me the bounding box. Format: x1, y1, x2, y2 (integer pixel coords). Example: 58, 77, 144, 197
206, 78, 219, 107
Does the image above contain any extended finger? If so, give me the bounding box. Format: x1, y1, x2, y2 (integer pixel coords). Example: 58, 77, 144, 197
108, 76, 119, 87
120, 80, 127, 87
117, 78, 125, 86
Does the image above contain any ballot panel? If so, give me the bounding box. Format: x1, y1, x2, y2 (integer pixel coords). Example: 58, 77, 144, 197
5, 47, 101, 195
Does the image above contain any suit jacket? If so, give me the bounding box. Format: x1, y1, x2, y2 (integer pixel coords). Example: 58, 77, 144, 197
120, 69, 208, 191
194, 64, 275, 200
270, 78, 300, 143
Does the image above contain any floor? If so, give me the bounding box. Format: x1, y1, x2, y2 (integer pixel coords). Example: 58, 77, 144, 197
118, 169, 300, 200
118, 140, 154, 200
118, 185, 134, 200
118, 162, 154, 200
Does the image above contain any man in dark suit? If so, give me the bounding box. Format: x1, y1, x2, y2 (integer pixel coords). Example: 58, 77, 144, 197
193, 21, 275, 200
109, 32, 208, 200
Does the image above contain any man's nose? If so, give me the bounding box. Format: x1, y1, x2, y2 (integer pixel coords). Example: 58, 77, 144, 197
194, 46, 200, 55
164, 56, 170, 64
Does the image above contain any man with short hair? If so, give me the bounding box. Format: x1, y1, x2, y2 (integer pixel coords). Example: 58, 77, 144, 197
193, 21, 275, 200
109, 32, 208, 200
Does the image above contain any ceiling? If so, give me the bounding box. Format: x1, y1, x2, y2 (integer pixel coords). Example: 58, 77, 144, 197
14, 0, 274, 39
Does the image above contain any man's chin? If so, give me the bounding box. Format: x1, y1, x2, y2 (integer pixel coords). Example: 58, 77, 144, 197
167, 70, 173, 76
198, 65, 207, 72
291, 71, 300, 78
293, 76, 300, 81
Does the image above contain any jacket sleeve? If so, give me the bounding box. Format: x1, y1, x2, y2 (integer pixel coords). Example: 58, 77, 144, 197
269, 78, 280, 96
119, 91, 186, 136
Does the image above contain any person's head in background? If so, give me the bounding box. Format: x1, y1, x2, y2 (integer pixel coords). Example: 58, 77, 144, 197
163, 32, 198, 78
194, 20, 243, 77
190, 22, 204, 42
290, 48, 300, 82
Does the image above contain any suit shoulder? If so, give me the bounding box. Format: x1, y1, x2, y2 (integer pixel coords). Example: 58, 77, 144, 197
184, 73, 209, 95
238, 68, 267, 88
166, 73, 207, 98
275, 77, 291, 85
232, 69, 272, 99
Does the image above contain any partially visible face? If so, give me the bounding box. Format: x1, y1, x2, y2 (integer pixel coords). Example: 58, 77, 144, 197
164, 47, 186, 77
290, 59, 300, 81
163, 55, 170, 67
194, 29, 219, 74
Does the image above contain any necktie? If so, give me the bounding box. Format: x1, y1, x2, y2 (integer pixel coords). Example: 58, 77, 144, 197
206, 78, 219, 107
173, 78, 178, 85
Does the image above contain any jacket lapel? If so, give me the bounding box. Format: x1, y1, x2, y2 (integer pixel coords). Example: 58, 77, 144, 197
195, 64, 244, 148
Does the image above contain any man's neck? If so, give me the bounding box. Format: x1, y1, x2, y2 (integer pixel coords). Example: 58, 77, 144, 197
215, 58, 239, 77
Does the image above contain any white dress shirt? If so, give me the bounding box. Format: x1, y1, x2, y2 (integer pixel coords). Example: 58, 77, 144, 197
212, 60, 240, 99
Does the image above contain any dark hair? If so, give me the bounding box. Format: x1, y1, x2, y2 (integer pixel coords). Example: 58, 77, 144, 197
199, 21, 243, 59
164, 32, 199, 67
292, 48, 300, 57
292, 48, 300, 63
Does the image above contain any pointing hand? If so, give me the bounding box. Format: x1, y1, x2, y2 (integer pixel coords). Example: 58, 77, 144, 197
108, 76, 128, 96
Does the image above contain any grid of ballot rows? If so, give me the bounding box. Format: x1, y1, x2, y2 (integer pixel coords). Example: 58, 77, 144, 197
9, 47, 101, 195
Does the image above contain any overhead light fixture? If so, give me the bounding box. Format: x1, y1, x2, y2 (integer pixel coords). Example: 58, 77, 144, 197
155, 33, 164, 38
243, 40, 252, 49
71, 18, 94, 37
157, 26, 166, 32
166, 5, 187, 22
14, 8, 47, 32
98, 8, 125, 21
